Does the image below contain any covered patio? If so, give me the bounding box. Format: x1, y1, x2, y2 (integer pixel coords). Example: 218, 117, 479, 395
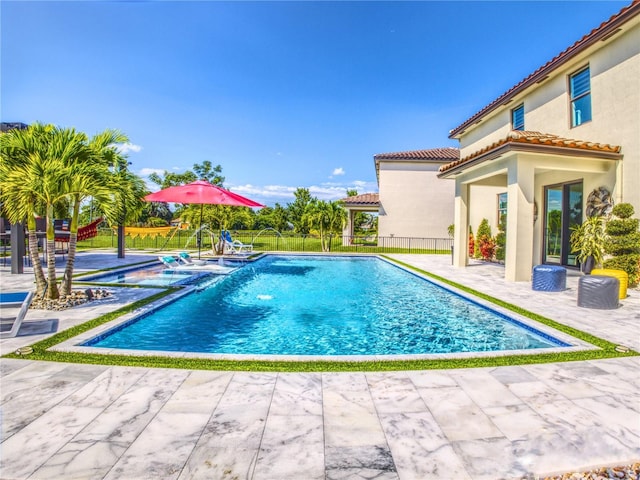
438, 131, 622, 281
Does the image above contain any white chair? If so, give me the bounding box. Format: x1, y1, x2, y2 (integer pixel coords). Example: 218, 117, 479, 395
222, 230, 253, 254
1, 291, 35, 338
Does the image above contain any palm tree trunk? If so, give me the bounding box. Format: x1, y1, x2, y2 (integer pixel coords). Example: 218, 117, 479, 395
27, 227, 47, 297
60, 198, 80, 296
45, 207, 59, 299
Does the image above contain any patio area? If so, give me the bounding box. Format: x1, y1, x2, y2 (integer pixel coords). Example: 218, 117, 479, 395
1, 252, 639, 479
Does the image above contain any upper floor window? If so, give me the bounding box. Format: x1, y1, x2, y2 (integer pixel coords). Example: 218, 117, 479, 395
512, 104, 524, 131
570, 66, 591, 127
498, 192, 508, 224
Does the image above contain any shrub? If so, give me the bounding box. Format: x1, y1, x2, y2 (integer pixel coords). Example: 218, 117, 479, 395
479, 236, 496, 260
611, 203, 634, 219
495, 213, 507, 262
604, 202, 640, 286
468, 227, 475, 257
475, 219, 492, 259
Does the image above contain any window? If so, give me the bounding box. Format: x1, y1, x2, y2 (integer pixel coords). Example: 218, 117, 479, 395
498, 193, 508, 224
570, 67, 591, 127
511, 104, 524, 131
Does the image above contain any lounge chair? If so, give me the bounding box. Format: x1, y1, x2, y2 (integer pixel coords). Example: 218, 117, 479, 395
177, 252, 207, 266
222, 230, 253, 254
1, 291, 35, 338
157, 255, 236, 274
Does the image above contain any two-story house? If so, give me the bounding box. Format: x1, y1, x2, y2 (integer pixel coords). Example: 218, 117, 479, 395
374, 148, 459, 240
439, 1, 639, 282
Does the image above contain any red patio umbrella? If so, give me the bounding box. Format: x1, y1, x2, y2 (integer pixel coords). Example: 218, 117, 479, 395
145, 180, 264, 258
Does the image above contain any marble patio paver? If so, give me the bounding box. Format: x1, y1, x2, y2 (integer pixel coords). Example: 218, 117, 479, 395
1, 251, 639, 479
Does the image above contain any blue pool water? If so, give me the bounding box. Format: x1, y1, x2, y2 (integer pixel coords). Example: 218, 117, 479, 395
86, 255, 569, 356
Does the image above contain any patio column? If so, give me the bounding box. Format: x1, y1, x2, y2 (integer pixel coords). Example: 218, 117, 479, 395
343, 209, 353, 246
453, 180, 469, 268
505, 159, 535, 281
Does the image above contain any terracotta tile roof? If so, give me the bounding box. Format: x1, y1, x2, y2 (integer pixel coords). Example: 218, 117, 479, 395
438, 131, 622, 176
341, 193, 379, 206
449, 1, 640, 138
374, 147, 459, 161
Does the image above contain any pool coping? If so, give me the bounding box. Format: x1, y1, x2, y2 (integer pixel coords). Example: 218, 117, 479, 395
49, 254, 599, 362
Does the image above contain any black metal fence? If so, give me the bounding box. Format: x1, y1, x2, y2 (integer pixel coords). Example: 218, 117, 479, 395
77, 228, 453, 254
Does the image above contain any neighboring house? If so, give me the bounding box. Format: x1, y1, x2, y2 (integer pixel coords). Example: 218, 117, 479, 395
438, 1, 639, 282
374, 148, 459, 240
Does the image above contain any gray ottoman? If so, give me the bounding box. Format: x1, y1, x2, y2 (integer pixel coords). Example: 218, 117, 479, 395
532, 265, 567, 292
577, 275, 620, 309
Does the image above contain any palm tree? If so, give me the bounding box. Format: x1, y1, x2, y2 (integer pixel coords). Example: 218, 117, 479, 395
1, 124, 145, 300
0, 123, 83, 298
303, 200, 348, 252
87, 146, 147, 254
0, 127, 48, 294
59, 130, 130, 296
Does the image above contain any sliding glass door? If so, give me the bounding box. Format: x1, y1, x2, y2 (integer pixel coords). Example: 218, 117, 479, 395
543, 181, 583, 267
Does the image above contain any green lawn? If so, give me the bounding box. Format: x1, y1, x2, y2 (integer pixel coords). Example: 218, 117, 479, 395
77, 229, 453, 255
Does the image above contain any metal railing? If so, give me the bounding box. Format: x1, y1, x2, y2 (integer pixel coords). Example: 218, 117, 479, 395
77, 228, 453, 255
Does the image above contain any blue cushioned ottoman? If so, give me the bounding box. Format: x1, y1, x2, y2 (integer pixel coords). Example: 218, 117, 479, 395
532, 265, 567, 292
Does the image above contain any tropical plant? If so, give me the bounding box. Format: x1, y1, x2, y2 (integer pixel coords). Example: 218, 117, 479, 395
495, 213, 507, 262
569, 215, 607, 269
303, 200, 347, 252
0, 123, 146, 299
60, 133, 147, 296
468, 227, 475, 257
474, 219, 493, 260
193, 160, 225, 185
287, 188, 313, 234
254, 203, 290, 232
0, 123, 90, 298
603, 203, 640, 286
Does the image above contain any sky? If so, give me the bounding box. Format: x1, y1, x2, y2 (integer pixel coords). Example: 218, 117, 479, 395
1, 0, 629, 207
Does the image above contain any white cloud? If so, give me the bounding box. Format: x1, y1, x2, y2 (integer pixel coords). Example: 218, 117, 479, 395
116, 143, 142, 155
138, 168, 165, 177
332, 167, 345, 176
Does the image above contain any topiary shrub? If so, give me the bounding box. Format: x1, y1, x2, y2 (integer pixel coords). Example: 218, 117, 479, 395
604, 203, 640, 287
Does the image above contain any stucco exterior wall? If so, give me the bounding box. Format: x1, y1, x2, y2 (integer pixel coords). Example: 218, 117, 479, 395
458, 21, 639, 211
377, 161, 454, 238
469, 185, 506, 235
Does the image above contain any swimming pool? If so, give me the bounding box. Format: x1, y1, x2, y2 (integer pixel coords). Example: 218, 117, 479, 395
84, 255, 571, 356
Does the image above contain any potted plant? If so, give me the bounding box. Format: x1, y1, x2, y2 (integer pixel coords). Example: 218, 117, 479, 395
569, 215, 607, 274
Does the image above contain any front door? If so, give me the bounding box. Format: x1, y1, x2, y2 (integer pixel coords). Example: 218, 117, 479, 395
543, 181, 583, 267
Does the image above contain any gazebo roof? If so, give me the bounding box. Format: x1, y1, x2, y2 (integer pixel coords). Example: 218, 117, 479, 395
341, 193, 379, 208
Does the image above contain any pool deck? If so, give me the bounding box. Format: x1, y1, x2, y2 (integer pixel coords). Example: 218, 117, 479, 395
1, 251, 639, 479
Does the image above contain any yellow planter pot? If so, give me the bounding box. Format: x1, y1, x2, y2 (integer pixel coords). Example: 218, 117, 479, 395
591, 268, 628, 299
